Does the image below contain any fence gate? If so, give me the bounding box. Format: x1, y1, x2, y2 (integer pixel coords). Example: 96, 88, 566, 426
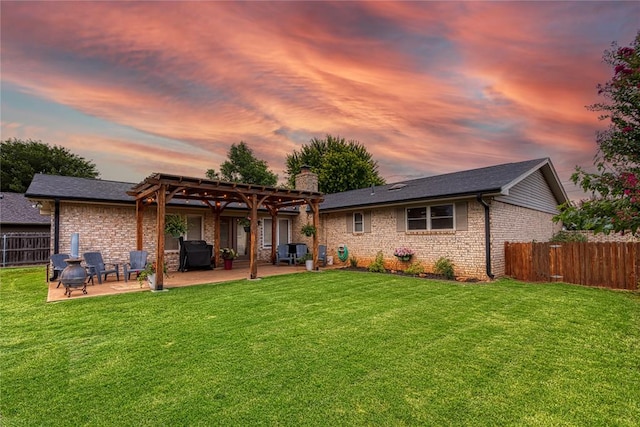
505, 241, 639, 291
1, 233, 51, 267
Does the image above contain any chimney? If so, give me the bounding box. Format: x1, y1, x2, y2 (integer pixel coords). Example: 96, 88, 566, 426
295, 165, 318, 192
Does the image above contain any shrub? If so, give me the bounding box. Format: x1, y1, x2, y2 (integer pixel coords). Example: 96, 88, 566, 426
434, 257, 455, 280
349, 257, 358, 267
550, 231, 588, 243
404, 262, 424, 276
368, 251, 386, 273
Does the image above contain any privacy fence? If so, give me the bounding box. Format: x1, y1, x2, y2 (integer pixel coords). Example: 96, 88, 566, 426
1, 233, 50, 267
504, 241, 639, 291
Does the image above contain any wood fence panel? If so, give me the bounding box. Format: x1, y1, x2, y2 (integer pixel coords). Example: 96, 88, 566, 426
505, 241, 639, 290
1, 233, 50, 266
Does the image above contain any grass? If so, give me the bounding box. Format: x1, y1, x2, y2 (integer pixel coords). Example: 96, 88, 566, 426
1, 267, 639, 426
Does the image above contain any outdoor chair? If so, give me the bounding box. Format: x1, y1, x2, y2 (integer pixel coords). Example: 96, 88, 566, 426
83, 251, 120, 284
294, 244, 308, 264
50, 253, 70, 287
123, 250, 148, 282
318, 245, 327, 267
276, 244, 295, 265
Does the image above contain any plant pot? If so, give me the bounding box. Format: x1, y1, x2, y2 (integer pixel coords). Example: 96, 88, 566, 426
148, 273, 156, 290
243, 226, 250, 233
223, 259, 233, 270
396, 256, 412, 262
305, 259, 314, 271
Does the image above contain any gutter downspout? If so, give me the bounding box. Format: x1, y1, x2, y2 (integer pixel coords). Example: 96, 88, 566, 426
54, 198, 60, 254
476, 194, 495, 280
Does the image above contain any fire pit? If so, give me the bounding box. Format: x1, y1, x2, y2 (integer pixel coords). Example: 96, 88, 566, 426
60, 258, 88, 297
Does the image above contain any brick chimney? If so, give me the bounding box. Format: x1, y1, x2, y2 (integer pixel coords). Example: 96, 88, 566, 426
295, 165, 318, 192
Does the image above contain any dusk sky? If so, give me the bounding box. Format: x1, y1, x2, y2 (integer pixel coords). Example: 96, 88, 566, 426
2, 2, 639, 200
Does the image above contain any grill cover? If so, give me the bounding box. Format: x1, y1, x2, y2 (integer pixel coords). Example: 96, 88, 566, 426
179, 240, 213, 272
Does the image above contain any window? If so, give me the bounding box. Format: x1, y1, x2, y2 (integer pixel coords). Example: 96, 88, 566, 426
165, 215, 202, 251
430, 205, 454, 230
407, 207, 427, 230
406, 204, 454, 231
186, 215, 203, 240
262, 218, 290, 248
353, 212, 364, 233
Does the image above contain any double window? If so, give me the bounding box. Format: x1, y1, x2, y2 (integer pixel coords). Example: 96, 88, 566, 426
262, 218, 290, 248
406, 204, 454, 231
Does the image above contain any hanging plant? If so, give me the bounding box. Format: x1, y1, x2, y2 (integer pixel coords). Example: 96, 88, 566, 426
165, 214, 187, 238
301, 223, 317, 237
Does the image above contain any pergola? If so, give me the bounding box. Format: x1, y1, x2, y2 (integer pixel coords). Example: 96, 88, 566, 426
127, 173, 324, 290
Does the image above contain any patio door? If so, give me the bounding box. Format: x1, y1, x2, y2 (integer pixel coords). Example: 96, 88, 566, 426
219, 217, 249, 260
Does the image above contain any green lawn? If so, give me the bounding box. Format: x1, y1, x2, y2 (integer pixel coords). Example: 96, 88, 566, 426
1, 267, 639, 426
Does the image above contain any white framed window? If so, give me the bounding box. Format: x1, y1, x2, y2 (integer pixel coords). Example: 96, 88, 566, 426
406, 204, 454, 231
353, 212, 364, 233
186, 215, 203, 240
262, 218, 291, 248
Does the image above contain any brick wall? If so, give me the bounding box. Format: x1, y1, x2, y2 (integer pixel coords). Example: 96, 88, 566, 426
488, 200, 561, 276
319, 199, 561, 280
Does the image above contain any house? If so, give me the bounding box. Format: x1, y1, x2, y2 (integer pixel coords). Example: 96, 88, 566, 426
313, 158, 568, 279
26, 158, 568, 280
0, 192, 52, 266
0, 192, 51, 233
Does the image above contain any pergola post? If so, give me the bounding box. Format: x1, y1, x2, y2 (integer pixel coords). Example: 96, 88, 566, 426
310, 200, 320, 271
135, 199, 144, 250
155, 185, 166, 290
249, 194, 258, 279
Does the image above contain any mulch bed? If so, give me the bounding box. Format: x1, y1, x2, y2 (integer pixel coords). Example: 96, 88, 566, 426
340, 266, 481, 282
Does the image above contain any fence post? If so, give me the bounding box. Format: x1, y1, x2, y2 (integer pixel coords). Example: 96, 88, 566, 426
2, 234, 6, 267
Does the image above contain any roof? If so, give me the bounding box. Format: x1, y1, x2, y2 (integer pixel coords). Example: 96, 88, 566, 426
320, 158, 568, 211
24, 174, 302, 213
0, 192, 51, 225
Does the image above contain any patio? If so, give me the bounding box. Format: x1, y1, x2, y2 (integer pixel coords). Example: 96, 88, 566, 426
48, 261, 336, 302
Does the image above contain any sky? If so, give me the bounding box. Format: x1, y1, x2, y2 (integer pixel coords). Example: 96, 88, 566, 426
1, 1, 639, 200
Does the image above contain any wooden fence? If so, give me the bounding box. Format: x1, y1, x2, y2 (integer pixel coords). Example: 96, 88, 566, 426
504, 242, 639, 290
1, 233, 50, 267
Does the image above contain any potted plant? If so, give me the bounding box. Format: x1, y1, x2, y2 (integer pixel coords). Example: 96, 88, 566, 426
220, 247, 238, 270
393, 247, 414, 262
299, 252, 314, 271
137, 261, 168, 290
301, 223, 317, 237
238, 217, 251, 232
165, 214, 187, 238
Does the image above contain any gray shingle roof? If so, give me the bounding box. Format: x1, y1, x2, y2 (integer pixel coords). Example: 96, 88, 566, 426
320, 158, 561, 211
0, 192, 51, 225
26, 174, 135, 203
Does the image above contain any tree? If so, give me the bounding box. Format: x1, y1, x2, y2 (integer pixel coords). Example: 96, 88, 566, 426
1, 138, 100, 193
206, 141, 277, 186
285, 134, 385, 193
555, 33, 640, 236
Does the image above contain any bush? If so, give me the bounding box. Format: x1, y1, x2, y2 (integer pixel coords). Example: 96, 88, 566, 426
404, 262, 424, 276
434, 257, 455, 280
550, 231, 588, 243
349, 257, 358, 267
368, 251, 386, 273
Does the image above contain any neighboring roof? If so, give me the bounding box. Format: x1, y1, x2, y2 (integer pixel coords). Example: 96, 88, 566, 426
24, 174, 301, 213
0, 192, 50, 225
320, 158, 568, 211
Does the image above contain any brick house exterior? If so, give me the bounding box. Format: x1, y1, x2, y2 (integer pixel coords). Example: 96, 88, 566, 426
26, 158, 568, 280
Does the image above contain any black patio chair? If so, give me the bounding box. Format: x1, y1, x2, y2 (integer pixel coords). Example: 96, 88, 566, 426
123, 250, 148, 282
276, 244, 295, 265
83, 251, 120, 284
50, 253, 70, 287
